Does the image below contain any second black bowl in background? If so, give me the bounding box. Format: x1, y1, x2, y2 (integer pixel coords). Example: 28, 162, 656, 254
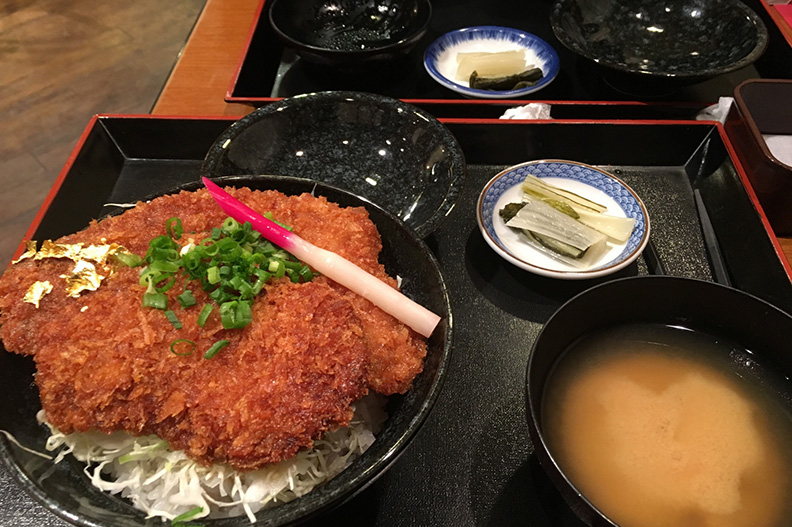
268, 0, 432, 68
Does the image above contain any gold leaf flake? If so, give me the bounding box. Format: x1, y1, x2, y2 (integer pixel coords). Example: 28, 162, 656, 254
19, 239, 138, 300
23, 281, 53, 308
35, 240, 83, 261
12, 241, 38, 264
61, 260, 104, 298
80, 243, 124, 267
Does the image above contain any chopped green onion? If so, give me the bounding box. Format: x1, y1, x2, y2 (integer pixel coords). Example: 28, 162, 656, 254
111, 251, 142, 268
143, 292, 167, 310
149, 260, 180, 274
170, 339, 195, 356
215, 238, 242, 262
222, 217, 239, 233
138, 268, 155, 287
166, 217, 184, 240
255, 241, 276, 256
237, 280, 254, 299
164, 310, 182, 329
264, 211, 293, 231
231, 228, 247, 243
208, 287, 230, 303
283, 259, 302, 270
204, 339, 230, 359
268, 259, 284, 274
206, 266, 220, 284
298, 265, 313, 281
140, 215, 314, 352
181, 251, 203, 274
154, 275, 176, 293
177, 290, 197, 308
172, 506, 205, 527
219, 300, 251, 329
203, 242, 219, 257
145, 235, 179, 262
197, 304, 213, 327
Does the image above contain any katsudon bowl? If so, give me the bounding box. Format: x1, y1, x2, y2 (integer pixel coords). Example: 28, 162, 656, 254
0, 175, 453, 526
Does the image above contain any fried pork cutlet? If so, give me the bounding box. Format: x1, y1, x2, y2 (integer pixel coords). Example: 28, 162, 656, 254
0, 188, 427, 470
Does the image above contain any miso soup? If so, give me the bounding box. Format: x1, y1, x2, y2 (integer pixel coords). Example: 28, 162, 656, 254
542, 323, 792, 527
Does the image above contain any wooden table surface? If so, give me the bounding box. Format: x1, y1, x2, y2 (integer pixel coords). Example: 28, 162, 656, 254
152, 0, 259, 116
152, 0, 792, 266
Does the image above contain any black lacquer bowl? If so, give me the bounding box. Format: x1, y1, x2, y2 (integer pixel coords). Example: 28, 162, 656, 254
526, 276, 792, 527
200, 91, 466, 238
268, 0, 432, 68
550, 0, 768, 83
0, 175, 453, 527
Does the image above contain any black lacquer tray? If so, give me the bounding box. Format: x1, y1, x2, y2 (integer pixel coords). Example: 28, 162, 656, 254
226, 0, 792, 119
1, 115, 791, 527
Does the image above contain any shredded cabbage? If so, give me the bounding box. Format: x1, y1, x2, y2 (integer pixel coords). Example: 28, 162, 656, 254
38, 393, 387, 524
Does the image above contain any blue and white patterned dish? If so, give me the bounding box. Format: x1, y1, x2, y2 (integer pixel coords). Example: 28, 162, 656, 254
477, 160, 650, 279
423, 26, 560, 99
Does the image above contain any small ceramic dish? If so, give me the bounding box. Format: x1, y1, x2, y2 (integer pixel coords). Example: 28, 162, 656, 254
423, 26, 559, 99
477, 160, 650, 279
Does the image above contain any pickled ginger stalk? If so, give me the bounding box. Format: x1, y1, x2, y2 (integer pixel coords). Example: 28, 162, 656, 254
505, 195, 606, 254
203, 177, 440, 338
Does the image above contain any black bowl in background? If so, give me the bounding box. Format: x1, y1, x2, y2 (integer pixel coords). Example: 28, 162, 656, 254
550, 0, 768, 83
0, 175, 453, 527
200, 91, 466, 238
526, 276, 792, 527
268, 0, 432, 68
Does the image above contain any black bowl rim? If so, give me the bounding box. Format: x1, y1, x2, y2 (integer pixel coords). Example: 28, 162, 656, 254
199, 90, 466, 238
550, 0, 769, 78
268, 0, 433, 58
0, 174, 454, 527
525, 274, 792, 527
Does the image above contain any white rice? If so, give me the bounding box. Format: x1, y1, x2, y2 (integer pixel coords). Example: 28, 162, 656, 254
38, 393, 388, 523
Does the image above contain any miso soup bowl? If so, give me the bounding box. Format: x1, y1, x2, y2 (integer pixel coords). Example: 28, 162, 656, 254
526, 275, 792, 527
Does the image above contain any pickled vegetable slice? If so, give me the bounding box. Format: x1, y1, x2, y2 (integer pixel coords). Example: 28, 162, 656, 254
455, 49, 527, 80
505, 196, 606, 251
